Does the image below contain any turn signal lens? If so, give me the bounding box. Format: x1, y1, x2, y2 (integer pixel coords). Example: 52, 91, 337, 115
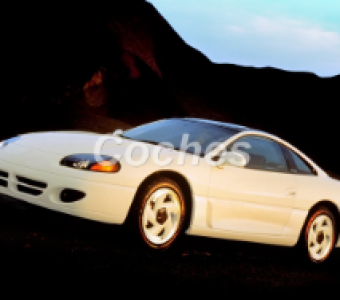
90, 160, 120, 173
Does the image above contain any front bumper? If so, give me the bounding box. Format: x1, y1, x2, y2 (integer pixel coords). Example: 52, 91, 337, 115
0, 159, 136, 224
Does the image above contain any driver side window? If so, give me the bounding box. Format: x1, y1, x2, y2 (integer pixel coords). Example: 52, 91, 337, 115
228, 136, 288, 172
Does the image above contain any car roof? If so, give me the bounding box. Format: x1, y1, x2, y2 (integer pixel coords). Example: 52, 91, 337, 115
173, 117, 257, 132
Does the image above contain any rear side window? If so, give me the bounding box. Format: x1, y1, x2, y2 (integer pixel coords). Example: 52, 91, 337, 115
281, 146, 317, 175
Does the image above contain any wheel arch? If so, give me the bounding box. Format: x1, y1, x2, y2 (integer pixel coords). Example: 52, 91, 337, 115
124, 170, 194, 232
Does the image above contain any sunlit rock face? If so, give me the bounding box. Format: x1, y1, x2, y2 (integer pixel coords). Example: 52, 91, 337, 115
2, 0, 339, 173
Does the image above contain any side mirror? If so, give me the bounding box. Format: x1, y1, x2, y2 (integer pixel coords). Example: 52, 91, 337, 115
216, 151, 248, 168
113, 129, 124, 136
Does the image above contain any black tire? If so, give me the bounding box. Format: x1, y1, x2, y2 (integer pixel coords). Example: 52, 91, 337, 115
124, 177, 187, 250
300, 206, 337, 264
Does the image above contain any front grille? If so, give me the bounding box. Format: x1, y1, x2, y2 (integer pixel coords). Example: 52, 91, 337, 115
0, 170, 8, 178
15, 175, 47, 196
17, 185, 43, 196
0, 170, 47, 196
0, 170, 9, 188
16, 176, 47, 189
0, 170, 48, 196
0, 178, 8, 187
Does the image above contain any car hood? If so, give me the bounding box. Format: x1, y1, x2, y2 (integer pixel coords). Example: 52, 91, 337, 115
14, 131, 137, 156
12, 131, 186, 161
1, 131, 202, 172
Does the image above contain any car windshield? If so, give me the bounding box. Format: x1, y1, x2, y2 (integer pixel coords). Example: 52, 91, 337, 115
121, 119, 239, 156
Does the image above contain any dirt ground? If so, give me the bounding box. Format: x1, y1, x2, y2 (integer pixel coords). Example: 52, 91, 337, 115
0, 197, 339, 296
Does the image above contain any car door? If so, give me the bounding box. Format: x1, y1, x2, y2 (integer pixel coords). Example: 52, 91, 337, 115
207, 135, 298, 235
279, 142, 320, 206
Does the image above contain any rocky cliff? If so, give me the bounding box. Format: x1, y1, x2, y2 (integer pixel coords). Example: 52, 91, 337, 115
2, 0, 339, 173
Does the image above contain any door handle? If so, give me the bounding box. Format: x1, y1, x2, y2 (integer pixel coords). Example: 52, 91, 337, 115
287, 190, 296, 197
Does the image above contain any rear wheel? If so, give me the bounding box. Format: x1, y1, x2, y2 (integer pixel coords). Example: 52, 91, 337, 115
303, 207, 337, 264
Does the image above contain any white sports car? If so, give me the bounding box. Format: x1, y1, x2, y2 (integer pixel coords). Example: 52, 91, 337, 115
0, 118, 339, 263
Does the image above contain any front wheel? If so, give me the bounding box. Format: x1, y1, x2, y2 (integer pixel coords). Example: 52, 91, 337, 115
303, 207, 337, 264
127, 177, 187, 250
